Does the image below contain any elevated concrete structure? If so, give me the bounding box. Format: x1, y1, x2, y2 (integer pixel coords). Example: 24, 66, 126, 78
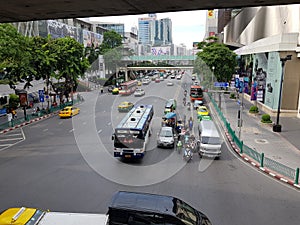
1, 1, 299, 23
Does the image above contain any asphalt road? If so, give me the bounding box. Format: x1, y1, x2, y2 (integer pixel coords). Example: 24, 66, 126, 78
0, 73, 299, 225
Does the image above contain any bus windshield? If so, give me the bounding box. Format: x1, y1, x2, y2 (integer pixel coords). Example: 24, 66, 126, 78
114, 131, 144, 148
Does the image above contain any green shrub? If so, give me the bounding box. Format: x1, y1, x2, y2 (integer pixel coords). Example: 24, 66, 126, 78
249, 105, 259, 113
9, 94, 19, 109
230, 93, 236, 99
261, 114, 272, 123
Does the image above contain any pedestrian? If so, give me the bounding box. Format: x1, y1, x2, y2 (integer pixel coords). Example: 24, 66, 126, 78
188, 117, 193, 131
12, 109, 17, 119
177, 140, 183, 154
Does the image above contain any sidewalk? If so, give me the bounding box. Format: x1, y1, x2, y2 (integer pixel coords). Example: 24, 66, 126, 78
209, 92, 300, 186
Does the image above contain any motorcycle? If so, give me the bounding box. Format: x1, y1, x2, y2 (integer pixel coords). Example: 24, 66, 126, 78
183, 146, 193, 162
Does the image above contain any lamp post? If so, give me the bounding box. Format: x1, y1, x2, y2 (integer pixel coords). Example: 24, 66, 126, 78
273, 54, 292, 132
211, 66, 215, 90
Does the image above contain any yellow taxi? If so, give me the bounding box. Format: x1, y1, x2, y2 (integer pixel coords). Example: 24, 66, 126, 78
0, 207, 43, 225
59, 106, 80, 118
137, 81, 142, 86
112, 88, 119, 95
197, 106, 209, 119
118, 101, 134, 112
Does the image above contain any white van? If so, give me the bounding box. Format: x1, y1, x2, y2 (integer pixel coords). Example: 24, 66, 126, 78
198, 120, 222, 159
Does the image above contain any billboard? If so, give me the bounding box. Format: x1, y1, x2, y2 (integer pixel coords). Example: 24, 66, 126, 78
208, 10, 215, 19
151, 47, 170, 56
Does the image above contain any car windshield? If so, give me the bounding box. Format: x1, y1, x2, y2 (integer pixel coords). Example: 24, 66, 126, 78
201, 137, 221, 145
174, 199, 199, 225
160, 129, 173, 137
25, 209, 45, 225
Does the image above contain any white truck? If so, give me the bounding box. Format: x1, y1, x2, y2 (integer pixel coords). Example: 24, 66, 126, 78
198, 119, 223, 159
0, 207, 108, 225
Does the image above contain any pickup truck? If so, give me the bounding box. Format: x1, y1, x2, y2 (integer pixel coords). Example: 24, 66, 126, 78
0, 207, 108, 225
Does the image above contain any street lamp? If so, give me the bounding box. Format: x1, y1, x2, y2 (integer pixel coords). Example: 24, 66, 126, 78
211, 66, 215, 90
273, 54, 292, 132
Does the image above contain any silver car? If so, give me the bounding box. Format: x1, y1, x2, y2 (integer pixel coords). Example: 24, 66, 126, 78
157, 126, 175, 148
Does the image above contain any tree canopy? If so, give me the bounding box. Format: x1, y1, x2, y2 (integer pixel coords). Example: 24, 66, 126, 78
0, 24, 90, 97
194, 38, 237, 88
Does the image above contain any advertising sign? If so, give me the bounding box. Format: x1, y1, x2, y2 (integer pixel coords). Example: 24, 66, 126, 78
19, 93, 28, 107
39, 90, 45, 103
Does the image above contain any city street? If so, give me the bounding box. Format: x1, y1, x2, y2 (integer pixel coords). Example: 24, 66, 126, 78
0, 74, 299, 225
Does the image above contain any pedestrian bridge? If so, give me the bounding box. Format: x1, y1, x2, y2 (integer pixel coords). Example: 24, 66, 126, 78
126, 55, 196, 61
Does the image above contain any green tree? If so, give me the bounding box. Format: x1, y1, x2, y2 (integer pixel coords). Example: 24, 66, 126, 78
194, 38, 237, 85
0, 24, 31, 90
100, 30, 122, 54
27, 35, 57, 93
52, 37, 90, 98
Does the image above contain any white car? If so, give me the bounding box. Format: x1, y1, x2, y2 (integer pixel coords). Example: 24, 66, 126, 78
167, 81, 174, 86
142, 78, 151, 85
134, 88, 145, 97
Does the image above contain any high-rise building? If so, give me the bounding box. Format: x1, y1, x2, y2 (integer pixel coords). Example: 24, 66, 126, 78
95, 22, 125, 37
155, 18, 172, 46
138, 15, 172, 46
138, 17, 156, 45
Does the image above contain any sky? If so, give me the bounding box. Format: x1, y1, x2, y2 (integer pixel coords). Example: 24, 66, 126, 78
88, 10, 207, 49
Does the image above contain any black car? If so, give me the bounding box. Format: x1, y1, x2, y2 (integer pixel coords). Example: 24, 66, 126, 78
108, 191, 212, 225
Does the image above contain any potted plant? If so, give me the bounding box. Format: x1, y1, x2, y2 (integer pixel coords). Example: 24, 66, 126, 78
249, 105, 259, 114
261, 114, 273, 124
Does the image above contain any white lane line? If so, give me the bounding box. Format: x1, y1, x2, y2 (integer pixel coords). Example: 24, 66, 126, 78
97, 129, 102, 134
59, 121, 63, 125
82, 122, 87, 125
0, 137, 23, 141
107, 122, 112, 126
4, 133, 22, 137
69, 129, 74, 133
43, 129, 48, 132
0, 144, 11, 147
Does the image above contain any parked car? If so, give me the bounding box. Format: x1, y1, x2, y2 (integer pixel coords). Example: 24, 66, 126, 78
118, 101, 134, 112
134, 88, 145, 97
157, 126, 175, 148
59, 106, 80, 118
155, 77, 160, 83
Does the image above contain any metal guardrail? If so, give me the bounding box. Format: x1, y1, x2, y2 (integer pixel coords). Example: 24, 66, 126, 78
207, 93, 299, 184
0, 99, 81, 132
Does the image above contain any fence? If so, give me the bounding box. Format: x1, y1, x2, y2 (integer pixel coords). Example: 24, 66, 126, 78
0, 99, 81, 132
207, 93, 299, 185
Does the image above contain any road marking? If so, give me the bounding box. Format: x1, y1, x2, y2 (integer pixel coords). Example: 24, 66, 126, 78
43, 128, 48, 132
97, 129, 102, 133
69, 129, 74, 133
0, 137, 23, 141
82, 122, 87, 125
0, 144, 12, 147
59, 121, 63, 125
107, 122, 111, 126
4, 133, 22, 137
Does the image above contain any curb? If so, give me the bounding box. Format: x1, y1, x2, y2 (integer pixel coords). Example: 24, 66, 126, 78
224, 130, 300, 190
0, 112, 57, 134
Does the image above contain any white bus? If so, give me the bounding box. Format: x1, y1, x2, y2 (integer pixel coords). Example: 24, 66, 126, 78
112, 104, 154, 159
